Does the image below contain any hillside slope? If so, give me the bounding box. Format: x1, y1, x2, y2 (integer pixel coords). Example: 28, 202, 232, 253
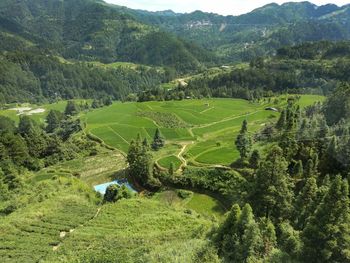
0, 0, 213, 71
124, 2, 350, 61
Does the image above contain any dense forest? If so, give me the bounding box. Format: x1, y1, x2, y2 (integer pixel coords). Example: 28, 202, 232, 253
0, 51, 168, 104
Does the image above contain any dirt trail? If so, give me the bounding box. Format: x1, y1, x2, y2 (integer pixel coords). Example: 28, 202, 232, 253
177, 141, 194, 171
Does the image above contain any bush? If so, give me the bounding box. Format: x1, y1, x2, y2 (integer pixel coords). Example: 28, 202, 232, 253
104, 184, 134, 203
177, 189, 193, 199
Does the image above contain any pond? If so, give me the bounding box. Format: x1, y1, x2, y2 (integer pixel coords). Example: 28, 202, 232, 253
94, 179, 137, 195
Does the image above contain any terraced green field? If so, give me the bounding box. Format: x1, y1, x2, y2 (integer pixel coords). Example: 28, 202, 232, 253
0, 177, 213, 262
48, 198, 212, 262
86, 95, 323, 167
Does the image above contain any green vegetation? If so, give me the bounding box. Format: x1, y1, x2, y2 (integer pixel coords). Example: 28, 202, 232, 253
87, 96, 321, 166
2, 1, 350, 262
158, 155, 182, 170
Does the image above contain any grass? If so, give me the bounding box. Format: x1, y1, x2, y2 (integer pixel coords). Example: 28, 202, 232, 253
158, 155, 182, 170
85, 95, 323, 166
0, 178, 98, 263
186, 193, 226, 219
30, 149, 127, 186
47, 198, 213, 262
0, 100, 91, 124
153, 190, 227, 220
1, 175, 215, 262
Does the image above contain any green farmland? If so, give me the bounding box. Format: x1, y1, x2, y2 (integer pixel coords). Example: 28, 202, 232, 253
86, 95, 324, 168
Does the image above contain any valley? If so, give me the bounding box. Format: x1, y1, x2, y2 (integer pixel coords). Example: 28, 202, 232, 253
1, 0, 350, 262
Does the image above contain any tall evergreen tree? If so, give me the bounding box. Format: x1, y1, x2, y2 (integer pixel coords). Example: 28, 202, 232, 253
249, 150, 261, 169
294, 177, 318, 229
302, 176, 350, 263
216, 204, 265, 262
46, 110, 62, 133
235, 120, 252, 160
276, 109, 287, 130
250, 146, 294, 220
64, 101, 79, 116
151, 128, 165, 151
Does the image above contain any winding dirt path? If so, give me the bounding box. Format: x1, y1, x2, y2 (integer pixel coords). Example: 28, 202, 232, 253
177, 141, 194, 171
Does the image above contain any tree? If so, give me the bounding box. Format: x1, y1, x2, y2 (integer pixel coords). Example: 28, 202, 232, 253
249, 150, 261, 169
46, 110, 62, 133
127, 135, 160, 188
18, 116, 36, 136
64, 101, 79, 116
142, 138, 149, 150
279, 222, 303, 259
235, 120, 252, 160
294, 177, 318, 229
104, 184, 133, 203
169, 162, 175, 175
216, 204, 275, 262
91, 99, 101, 109
151, 128, 165, 151
323, 83, 350, 125
0, 116, 16, 134
276, 109, 287, 130
250, 146, 294, 220
302, 175, 350, 263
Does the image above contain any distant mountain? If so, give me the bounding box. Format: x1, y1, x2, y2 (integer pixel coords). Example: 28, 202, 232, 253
0, 0, 214, 72
1, 0, 350, 69
121, 1, 350, 61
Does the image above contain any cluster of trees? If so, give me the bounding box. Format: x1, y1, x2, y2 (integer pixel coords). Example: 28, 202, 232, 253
126, 129, 166, 189
128, 42, 350, 103
277, 41, 350, 60
104, 184, 134, 203
0, 51, 166, 104
211, 85, 350, 262
0, 101, 95, 209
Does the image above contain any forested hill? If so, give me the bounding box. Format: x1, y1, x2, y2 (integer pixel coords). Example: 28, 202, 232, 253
0, 0, 214, 72
123, 2, 350, 61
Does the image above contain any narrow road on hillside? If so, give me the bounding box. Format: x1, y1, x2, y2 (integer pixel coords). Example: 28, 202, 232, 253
177, 141, 194, 172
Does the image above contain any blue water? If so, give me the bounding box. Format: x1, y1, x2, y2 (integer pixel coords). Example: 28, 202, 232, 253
94, 179, 136, 195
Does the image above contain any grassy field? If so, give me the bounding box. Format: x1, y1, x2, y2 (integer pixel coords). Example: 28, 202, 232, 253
47, 198, 213, 262
85, 95, 323, 167
0, 176, 214, 262
152, 190, 226, 220
0, 95, 324, 169
30, 148, 127, 186
0, 100, 90, 124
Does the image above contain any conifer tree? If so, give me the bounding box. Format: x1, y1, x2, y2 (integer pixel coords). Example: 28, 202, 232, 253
294, 177, 318, 229
249, 150, 261, 169
142, 138, 149, 150
250, 146, 293, 220
64, 101, 79, 116
302, 176, 350, 262
151, 128, 165, 151
276, 109, 287, 130
235, 120, 252, 160
216, 204, 264, 262
46, 110, 62, 133
169, 162, 175, 176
